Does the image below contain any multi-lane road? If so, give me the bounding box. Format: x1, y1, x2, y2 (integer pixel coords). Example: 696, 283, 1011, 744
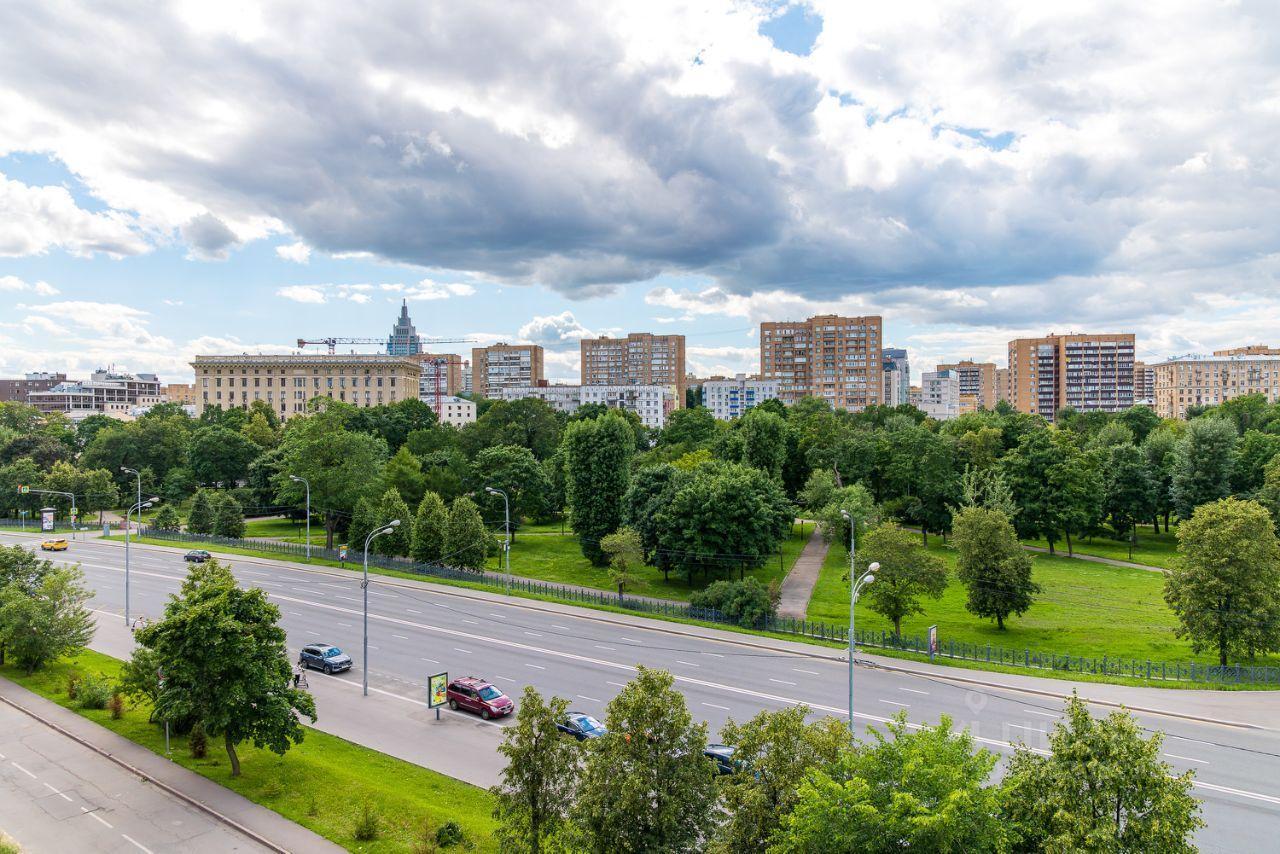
5, 531, 1279, 852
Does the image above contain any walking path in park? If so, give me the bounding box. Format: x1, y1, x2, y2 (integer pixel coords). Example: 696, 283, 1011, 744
1020, 543, 1163, 573
775, 525, 829, 620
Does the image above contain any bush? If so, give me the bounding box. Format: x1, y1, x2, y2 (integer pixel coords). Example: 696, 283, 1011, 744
436, 821, 464, 848
108, 692, 124, 719
66, 673, 81, 700
189, 721, 208, 759
410, 822, 440, 854
353, 802, 381, 841
689, 578, 775, 628
77, 674, 113, 710
150, 504, 182, 532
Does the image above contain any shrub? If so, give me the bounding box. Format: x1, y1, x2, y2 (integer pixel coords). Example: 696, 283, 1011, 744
108, 692, 125, 719
150, 504, 182, 532
353, 802, 381, 841
689, 578, 775, 628
189, 721, 208, 759
410, 821, 440, 854
66, 673, 81, 700
77, 674, 113, 710
435, 821, 464, 848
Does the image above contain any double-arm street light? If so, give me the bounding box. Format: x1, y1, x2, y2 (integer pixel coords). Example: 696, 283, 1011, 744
362, 519, 401, 696
288, 475, 311, 559
484, 487, 511, 595
840, 509, 878, 740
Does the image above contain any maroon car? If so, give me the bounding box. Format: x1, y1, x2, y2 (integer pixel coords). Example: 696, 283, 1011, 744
446, 676, 515, 720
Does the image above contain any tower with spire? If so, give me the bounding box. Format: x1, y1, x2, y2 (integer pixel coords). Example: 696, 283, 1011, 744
386, 299, 423, 355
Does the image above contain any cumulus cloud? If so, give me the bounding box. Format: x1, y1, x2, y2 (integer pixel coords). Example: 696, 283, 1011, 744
0, 275, 59, 296
276, 285, 328, 304
180, 212, 240, 260
518, 311, 594, 347
0, 173, 149, 258
275, 240, 312, 263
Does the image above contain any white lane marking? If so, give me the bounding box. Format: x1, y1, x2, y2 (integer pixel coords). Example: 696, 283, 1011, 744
0, 751, 5, 759
676, 660, 699, 667
594, 645, 616, 651
1007, 723, 1040, 732
702, 652, 724, 658
792, 668, 819, 675
369, 591, 393, 598
462, 619, 478, 625
306, 630, 320, 636
1023, 709, 1058, 718
406, 609, 422, 614
393, 634, 409, 640
454, 648, 472, 654
81, 807, 114, 828
122, 834, 154, 854
320, 583, 344, 589
552, 624, 570, 630
337, 622, 352, 628
620, 637, 641, 643
494, 675, 515, 681
435, 603, 449, 609
421, 658, 440, 664
489, 613, 506, 619
577, 695, 601, 702
526, 664, 545, 670
290, 586, 310, 593
606, 681, 627, 688
1164, 753, 1210, 765
338, 596, 359, 603
44, 782, 73, 801
879, 699, 909, 708
524, 632, 543, 637
899, 687, 929, 695
287, 611, 304, 618
769, 678, 796, 686
368, 645, 380, 650
702, 702, 731, 711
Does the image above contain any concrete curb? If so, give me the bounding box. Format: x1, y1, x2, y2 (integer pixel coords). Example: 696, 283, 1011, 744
0, 683, 290, 854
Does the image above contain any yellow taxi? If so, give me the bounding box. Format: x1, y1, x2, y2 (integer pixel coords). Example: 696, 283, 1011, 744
40, 538, 69, 551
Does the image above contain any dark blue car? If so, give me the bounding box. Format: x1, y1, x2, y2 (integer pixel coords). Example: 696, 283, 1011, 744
557, 713, 607, 741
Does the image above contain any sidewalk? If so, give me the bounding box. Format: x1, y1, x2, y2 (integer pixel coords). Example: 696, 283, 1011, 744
0, 672, 344, 854
775, 526, 829, 620
1021, 543, 1163, 573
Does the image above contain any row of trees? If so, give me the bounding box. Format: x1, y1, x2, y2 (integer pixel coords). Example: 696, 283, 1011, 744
0, 546, 94, 674
492, 668, 1203, 853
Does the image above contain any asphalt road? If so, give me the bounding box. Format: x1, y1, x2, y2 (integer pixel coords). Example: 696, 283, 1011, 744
7, 532, 1280, 853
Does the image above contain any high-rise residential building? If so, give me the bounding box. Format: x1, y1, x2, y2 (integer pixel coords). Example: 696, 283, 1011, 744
580, 333, 686, 408
164, 383, 196, 405
190, 354, 421, 420
1152, 352, 1280, 419
702, 374, 781, 420
1007, 333, 1135, 420
908, 385, 922, 409
0, 372, 66, 404
1213, 345, 1280, 357
921, 369, 962, 420
27, 370, 162, 418
472, 344, 545, 398
386, 300, 423, 356
414, 353, 464, 397
500, 384, 675, 428
1133, 360, 1155, 407
995, 367, 1011, 403
460, 360, 473, 394
882, 348, 910, 407
760, 314, 883, 410
935, 360, 997, 410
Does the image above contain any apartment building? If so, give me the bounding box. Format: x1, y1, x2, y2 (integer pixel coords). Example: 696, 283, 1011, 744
1152, 353, 1280, 419
1214, 345, 1280, 357
936, 360, 997, 410
908, 386, 922, 409
460, 360, 473, 394
472, 344, 544, 398
1133, 361, 1155, 407
500, 384, 675, 428
995, 367, 1011, 403
0, 372, 66, 404
190, 354, 421, 420
1007, 333, 1135, 420
421, 394, 477, 426
580, 333, 685, 408
760, 315, 883, 410
882, 348, 910, 407
164, 383, 196, 405
920, 370, 961, 420
28, 370, 162, 417
415, 353, 465, 397
702, 374, 781, 420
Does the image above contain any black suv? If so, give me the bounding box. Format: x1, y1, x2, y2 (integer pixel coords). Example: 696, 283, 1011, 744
299, 644, 353, 674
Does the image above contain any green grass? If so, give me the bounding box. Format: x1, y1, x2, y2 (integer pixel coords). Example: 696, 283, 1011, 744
1022, 527, 1180, 569
806, 538, 1280, 671
0, 650, 497, 853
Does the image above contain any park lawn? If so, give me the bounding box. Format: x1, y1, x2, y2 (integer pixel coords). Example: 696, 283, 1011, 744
487, 522, 810, 602
1022, 527, 1180, 569
0, 649, 497, 853
806, 539, 1280, 669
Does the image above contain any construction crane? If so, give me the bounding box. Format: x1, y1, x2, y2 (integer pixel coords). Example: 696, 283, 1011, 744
296, 336, 470, 355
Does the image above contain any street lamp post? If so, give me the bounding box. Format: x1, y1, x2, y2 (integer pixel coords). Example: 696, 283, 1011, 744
125, 497, 157, 626
485, 487, 511, 595
362, 519, 401, 697
289, 475, 311, 559
840, 509, 877, 740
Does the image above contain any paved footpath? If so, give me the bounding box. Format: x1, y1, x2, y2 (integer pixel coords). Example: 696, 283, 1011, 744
1021, 543, 1164, 572
775, 525, 829, 620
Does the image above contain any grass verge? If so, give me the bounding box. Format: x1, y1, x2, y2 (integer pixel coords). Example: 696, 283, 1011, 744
1022, 527, 1180, 569
0, 649, 497, 853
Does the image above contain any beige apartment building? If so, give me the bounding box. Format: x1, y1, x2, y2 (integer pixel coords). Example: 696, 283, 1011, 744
190, 354, 422, 420
471, 344, 545, 398
580, 333, 686, 408
164, 383, 196, 405
935, 360, 998, 410
1152, 352, 1280, 419
1214, 345, 1280, 357
760, 315, 883, 410
995, 367, 1011, 403
414, 353, 465, 396
1007, 333, 1135, 420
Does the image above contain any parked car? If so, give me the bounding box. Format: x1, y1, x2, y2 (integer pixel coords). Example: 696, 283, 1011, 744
704, 744, 738, 776
299, 644, 353, 674
557, 712, 607, 741
40, 538, 68, 551
446, 676, 515, 720
184, 549, 212, 563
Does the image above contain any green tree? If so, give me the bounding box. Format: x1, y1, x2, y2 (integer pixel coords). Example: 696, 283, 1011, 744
713, 706, 846, 854
621, 463, 685, 580
563, 414, 633, 565
1048, 439, 1104, 556
689, 578, 775, 628
382, 445, 426, 508
813, 483, 878, 548
857, 522, 948, 637
770, 714, 1008, 854
151, 504, 182, 531
473, 444, 553, 541
952, 506, 1038, 630
1170, 417, 1238, 521
460, 398, 563, 460
659, 406, 718, 447
372, 487, 412, 556
186, 489, 215, 535
240, 411, 279, 449
118, 645, 165, 722
1164, 498, 1280, 666
135, 560, 316, 776
410, 491, 448, 563
571, 667, 716, 853
188, 425, 261, 486
0, 565, 94, 674
601, 526, 644, 600
445, 496, 488, 571
1001, 695, 1203, 852
490, 686, 580, 854
1002, 428, 1067, 551
345, 497, 378, 555
1102, 444, 1155, 557
740, 408, 787, 479
79, 467, 120, 522
1232, 429, 1280, 494
212, 492, 245, 539
1142, 426, 1180, 532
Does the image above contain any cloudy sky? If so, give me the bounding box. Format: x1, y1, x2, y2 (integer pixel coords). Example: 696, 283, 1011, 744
1, 1, 1278, 384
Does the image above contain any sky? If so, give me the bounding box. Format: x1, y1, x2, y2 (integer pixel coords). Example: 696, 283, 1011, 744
1, 0, 1278, 385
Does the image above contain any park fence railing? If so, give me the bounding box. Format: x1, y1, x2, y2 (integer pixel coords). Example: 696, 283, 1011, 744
131, 526, 1280, 688
0, 517, 80, 533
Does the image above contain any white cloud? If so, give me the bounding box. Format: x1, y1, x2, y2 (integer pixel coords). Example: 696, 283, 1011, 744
276, 285, 328, 304
403, 279, 476, 300
180, 212, 240, 260
0, 173, 149, 258
0, 275, 59, 296
518, 311, 594, 347
275, 240, 312, 263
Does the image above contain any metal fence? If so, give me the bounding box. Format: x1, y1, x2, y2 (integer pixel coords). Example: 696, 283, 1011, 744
128, 526, 1280, 687
0, 517, 79, 533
